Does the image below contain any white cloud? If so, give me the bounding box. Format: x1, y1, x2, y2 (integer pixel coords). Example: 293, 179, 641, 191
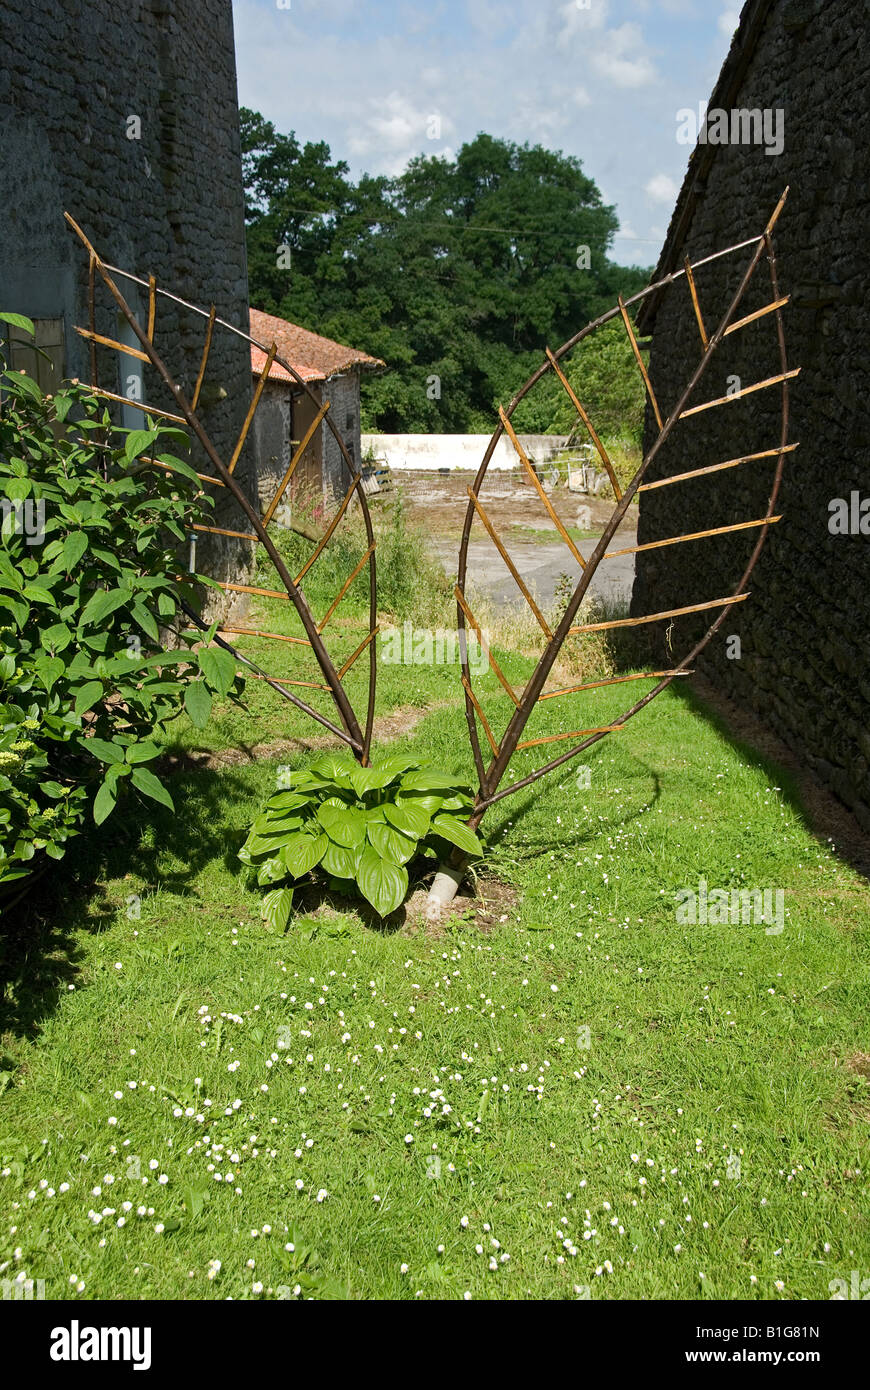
645, 172, 679, 205
346, 91, 457, 174
718, 7, 741, 37
232, 0, 736, 266
591, 24, 658, 88
556, 0, 609, 45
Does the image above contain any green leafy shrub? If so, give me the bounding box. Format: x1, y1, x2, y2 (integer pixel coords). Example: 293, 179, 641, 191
239, 752, 483, 922
0, 314, 244, 907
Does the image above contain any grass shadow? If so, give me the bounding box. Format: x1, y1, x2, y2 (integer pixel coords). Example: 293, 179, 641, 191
0, 762, 260, 1045
671, 677, 870, 881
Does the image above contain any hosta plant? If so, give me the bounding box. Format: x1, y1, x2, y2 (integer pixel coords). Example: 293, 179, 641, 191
239, 753, 484, 924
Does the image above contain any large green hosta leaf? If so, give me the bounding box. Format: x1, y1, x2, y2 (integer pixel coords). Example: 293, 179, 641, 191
356, 845, 408, 917
321, 840, 357, 879
280, 831, 328, 878
348, 764, 403, 796
367, 819, 417, 865
317, 802, 367, 849
430, 813, 483, 858
384, 800, 430, 840
400, 769, 464, 792
261, 886, 294, 932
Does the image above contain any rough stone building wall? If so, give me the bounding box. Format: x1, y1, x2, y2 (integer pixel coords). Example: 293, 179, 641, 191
322, 372, 362, 500
0, 0, 252, 595
631, 0, 870, 828
253, 383, 294, 514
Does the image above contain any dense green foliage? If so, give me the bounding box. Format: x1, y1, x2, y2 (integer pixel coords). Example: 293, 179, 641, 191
240, 752, 481, 920
241, 111, 650, 435
0, 316, 243, 906
511, 318, 649, 449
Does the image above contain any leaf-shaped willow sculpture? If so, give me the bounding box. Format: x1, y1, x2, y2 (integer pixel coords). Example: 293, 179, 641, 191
65, 214, 379, 764
425, 188, 798, 914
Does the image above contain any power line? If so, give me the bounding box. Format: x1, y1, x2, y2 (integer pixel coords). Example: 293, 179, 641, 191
249, 202, 629, 242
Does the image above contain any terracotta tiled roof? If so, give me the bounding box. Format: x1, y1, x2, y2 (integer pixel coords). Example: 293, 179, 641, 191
249, 307, 384, 385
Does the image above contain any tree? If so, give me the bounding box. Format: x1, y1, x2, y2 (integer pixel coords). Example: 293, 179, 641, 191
240, 109, 652, 435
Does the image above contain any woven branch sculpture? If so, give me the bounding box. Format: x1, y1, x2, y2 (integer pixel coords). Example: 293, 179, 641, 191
65, 212, 379, 766
65, 189, 797, 920
425, 188, 797, 912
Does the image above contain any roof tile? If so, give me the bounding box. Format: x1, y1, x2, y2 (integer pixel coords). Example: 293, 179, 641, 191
249, 307, 384, 385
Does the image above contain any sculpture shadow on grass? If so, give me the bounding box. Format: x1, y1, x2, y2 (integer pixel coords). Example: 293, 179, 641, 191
0, 746, 665, 1051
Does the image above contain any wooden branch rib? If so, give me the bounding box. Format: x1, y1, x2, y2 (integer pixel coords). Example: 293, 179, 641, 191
262, 400, 330, 526
538, 670, 693, 701
570, 593, 749, 634
214, 580, 292, 601
618, 293, 663, 430
228, 342, 276, 474
467, 488, 552, 637
764, 185, 790, 235
724, 296, 790, 337
294, 479, 358, 586
638, 444, 798, 492
337, 627, 379, 680
141, 456, 226, 487
316, 542, 376, 633
517, 727, 623, 750
680, 368, 800, 419
461, 674, 500, 757
192, 522, 259, 541
146, 275, 156, 343
74, 326, 150, 363
684, 255, 708, 349
454, 585, 521, 708
243, 672, 330, 692
544, 347, 622, 500
498, 407, 586, 569
604, 514, 781, 559
85, 386, 187, 424
216, 626, 310, 647
191, 305, 216, 411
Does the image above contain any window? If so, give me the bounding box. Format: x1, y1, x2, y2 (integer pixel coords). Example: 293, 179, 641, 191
346, 410, 355, 430
5, 317, 65, 391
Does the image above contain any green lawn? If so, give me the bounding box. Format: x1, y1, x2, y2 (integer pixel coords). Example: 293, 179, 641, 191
1, 617, 868, 1301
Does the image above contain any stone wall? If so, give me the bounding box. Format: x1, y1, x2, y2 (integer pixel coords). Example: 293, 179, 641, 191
631, 0, 870, 828
361, 432, 571, 473
0, 0, 253, 596
253, 383, 294, 515
322, 372, 362, 500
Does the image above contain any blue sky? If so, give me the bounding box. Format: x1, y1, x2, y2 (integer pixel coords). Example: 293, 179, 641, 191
231, 0, 743, 267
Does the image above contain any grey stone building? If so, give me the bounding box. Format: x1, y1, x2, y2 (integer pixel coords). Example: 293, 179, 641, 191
632, 0, 870, 828
0, 0, 252, 585
250, 308, 384, 511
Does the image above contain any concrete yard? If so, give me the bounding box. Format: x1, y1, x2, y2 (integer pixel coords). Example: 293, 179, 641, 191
392, 468, 638, 609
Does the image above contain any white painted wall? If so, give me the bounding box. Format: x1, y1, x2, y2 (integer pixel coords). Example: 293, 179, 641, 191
361, 432, 571, 472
